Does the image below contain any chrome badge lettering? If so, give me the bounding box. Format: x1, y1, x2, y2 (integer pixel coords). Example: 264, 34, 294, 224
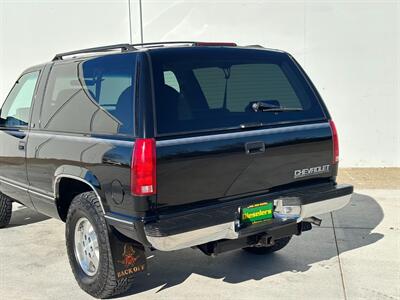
294, 165, 330, 179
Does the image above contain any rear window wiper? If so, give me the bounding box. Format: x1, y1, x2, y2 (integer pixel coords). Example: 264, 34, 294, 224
252, 101, 303, 112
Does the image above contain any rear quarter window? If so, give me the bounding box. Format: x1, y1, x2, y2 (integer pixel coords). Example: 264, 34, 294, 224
40, 53, 137, 135
150, 48, 325, 135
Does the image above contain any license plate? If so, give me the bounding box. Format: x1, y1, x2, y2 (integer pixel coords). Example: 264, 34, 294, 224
241, 202, 273, 225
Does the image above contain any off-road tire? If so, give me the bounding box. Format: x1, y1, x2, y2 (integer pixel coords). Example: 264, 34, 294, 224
65, 192, 135, 299
0, 193, 12, 228
243, 236, 292, 255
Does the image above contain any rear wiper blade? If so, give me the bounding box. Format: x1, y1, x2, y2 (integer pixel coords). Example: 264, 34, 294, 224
260, 107, 303, 112
252, 101, 303, 112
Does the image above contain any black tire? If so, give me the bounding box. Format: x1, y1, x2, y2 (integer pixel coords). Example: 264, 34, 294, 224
0, 193, 12, 228
65, 192, 134, 299
243, 236, 292, 255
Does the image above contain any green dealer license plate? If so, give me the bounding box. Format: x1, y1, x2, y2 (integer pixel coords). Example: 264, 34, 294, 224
241, 202, 274, 225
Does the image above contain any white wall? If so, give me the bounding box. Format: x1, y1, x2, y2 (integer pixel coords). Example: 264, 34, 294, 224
1, 0, 399, 167
0, 0, 135, 102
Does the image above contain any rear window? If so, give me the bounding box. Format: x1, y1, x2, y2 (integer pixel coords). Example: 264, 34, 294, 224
150, 48, 325, 135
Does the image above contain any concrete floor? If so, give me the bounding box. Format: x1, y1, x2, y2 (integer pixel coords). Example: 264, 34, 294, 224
0, 188, 399, 300
338, 168, 400, 190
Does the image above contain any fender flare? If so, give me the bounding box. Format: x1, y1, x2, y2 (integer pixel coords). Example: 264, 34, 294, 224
54, 165, 107, 214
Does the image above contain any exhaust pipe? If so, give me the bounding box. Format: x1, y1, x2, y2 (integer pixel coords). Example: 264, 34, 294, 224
304, 216, 322, 226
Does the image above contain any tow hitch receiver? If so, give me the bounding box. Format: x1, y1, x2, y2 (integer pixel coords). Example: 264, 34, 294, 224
108, 229, 147, 279
198, 221, 312, 256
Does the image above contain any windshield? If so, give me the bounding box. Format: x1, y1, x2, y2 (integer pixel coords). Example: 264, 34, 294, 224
150, 47, 325, 135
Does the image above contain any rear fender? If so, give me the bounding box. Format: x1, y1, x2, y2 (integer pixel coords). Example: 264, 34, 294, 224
54, 165, 107, 214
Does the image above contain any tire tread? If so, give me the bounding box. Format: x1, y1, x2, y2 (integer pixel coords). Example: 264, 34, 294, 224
0, 193, 12, 228
66, 192, 134, 299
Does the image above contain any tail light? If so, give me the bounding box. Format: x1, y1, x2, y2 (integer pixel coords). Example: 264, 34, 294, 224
329, 120, 339, 164
131, 138, 156, 196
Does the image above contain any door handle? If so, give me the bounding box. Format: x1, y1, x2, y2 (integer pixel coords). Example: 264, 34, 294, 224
245, 141, 265, 155
18, 141, 26, 151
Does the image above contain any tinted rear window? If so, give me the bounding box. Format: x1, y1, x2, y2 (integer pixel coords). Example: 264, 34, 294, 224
150, 48, 325, 135
41, 53, 136, 135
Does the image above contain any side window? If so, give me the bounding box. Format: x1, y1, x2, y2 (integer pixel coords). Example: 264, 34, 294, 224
163, 71, 180, 92
41, 53, 137, 135
0, 71, 39, 127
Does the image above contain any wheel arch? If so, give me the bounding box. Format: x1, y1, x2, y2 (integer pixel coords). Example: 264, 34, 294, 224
54, 166, 107, 221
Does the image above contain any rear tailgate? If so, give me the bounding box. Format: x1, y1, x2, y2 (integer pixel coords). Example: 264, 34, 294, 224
156, 122, 334, 210
149, 47, 335, 213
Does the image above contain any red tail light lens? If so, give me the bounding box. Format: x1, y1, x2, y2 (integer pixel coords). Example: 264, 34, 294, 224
131, 138, 156, 196
329, 120, 339, 164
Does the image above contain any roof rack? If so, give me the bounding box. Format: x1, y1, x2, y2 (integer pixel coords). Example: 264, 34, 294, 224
131, 41, 197, 47
52, 41, 239, 61
245, 45, 265, 48
194, 42, 237, 46
52, 44, 136, 61
131, 41, 237, 47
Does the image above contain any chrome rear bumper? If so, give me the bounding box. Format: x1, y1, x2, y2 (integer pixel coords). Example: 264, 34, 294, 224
146, 194, 352, 251
300, 194, 351, 218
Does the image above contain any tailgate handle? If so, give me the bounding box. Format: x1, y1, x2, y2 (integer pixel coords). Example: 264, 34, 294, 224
245, 142, 265, 155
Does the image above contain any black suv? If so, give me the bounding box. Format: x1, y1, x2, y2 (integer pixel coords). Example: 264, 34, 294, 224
0, 42, 353, 298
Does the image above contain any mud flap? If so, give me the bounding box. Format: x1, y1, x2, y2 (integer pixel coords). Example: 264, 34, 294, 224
108, 229, 147, 280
